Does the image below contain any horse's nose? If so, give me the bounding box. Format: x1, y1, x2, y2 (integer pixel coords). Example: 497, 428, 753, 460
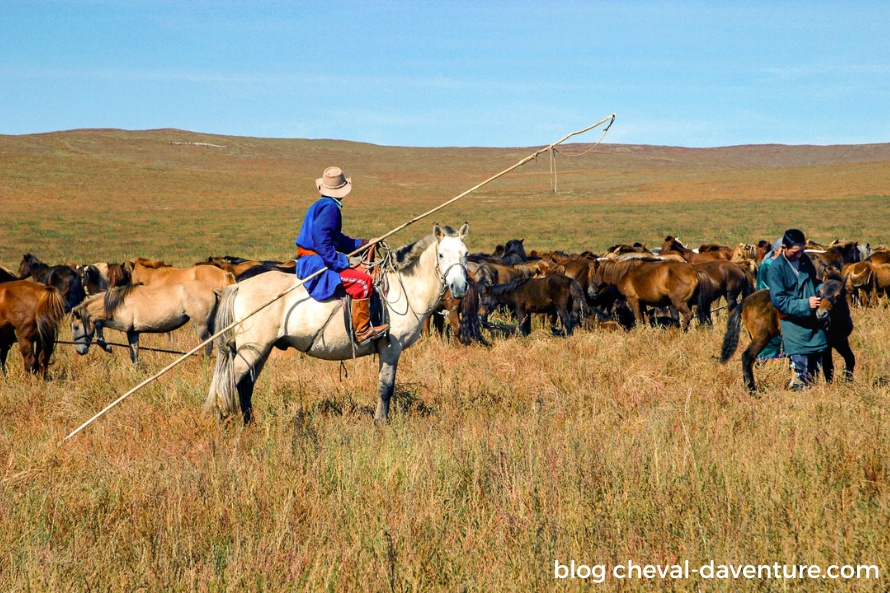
451, 279, 468, 300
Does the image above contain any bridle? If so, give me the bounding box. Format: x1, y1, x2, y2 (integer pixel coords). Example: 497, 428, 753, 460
382, 238, 468, 318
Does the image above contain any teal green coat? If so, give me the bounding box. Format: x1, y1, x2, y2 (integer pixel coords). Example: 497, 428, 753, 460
765, 253, 827, 355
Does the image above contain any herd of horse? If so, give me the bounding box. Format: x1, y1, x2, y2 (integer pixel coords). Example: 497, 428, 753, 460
0, 228, 884, 422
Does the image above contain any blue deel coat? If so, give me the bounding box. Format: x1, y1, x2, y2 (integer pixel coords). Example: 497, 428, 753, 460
295, 197, 364, 300
765, 253, 827, 356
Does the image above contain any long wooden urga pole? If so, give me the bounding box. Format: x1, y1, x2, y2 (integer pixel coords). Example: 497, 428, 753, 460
64, 113, 616, 440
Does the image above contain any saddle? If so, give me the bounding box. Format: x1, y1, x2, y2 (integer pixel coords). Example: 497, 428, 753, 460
296, 244, 389, 344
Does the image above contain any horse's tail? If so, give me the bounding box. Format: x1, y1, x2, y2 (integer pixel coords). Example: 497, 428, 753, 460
457, 273, 490, 347
568, 278, 589, 329
741, 266, 756, 299
719, 297, 744, 363
205, 284, 240, 418
35, 286, 65, 355
695, 271, 716, 324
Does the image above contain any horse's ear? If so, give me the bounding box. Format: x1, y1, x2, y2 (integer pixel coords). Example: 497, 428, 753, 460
433, 223, 443, 240
458, 222, 469, 240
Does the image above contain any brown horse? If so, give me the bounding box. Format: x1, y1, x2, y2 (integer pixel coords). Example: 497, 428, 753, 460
719, 274, 854, 392
842, 261, 874, 307
808, 241, 861, 277
71, 281, 220, 364
132, 260, 236, 290
660, 237, 731, 264
0, 280, 66, 378
479, 274, 587, 336
589, 258, 712, 330
425, 270, 489, 346
18, 253, 86, 313
692, 260, 755, 321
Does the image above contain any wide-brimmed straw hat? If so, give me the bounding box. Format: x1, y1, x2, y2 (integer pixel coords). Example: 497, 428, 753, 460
316, 166, 352, 198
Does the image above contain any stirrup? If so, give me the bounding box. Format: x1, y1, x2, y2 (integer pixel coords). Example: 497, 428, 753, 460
355, 325, 389, 346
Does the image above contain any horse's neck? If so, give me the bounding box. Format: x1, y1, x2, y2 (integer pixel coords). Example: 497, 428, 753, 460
386, 245, 442, 319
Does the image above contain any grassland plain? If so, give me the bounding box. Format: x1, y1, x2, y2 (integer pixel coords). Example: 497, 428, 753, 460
0, 130, 889, 591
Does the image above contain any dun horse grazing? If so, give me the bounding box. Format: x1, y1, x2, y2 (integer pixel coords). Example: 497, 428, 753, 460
478, 274, 587, 336
719, 273, 854, 392
132, 259, 236, 291
589, 258, 712, 330
18, 253, 86, 312
71, 281, 221, 364
0, 280, 66, 378
206, 223, 470, 425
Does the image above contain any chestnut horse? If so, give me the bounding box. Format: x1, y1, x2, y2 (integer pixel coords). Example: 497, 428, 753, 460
660, 237, 731, 264
0, 280, 66, 378
719, 273, 854, 392
589, 258, 712, 330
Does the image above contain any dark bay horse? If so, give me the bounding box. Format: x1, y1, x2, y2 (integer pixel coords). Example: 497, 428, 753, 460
692, 260, 755, 322
0, 265, 18, 284
719, 273, 854, 392
479, 274, 587, 336
425, 270, 489, 346
0, 280, 66, 378
589, 258, 712, 330
18, 253, 86, 313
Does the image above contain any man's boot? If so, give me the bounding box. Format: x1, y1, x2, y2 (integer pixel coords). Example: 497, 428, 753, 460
352, 298, 389, 345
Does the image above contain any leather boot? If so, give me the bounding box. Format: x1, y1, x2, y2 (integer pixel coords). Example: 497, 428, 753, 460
352, 298, 389, 345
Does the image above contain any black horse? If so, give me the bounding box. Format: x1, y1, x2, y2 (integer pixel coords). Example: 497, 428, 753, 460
18, 253, 86, 313
720, 270, 854, 392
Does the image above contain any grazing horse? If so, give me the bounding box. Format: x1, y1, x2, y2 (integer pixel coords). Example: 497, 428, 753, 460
18, 253, 86, 313
205, 223, 470, 425
478, 274, 587, 336
425, 270, 489, 346
589, 258, 712, 330
0, 280, 66, 378
132, 260, 236, 291
842, 261, 874, 307
468, 239, 527, 265
71, 281, 220, 364
719, 273, 854, 392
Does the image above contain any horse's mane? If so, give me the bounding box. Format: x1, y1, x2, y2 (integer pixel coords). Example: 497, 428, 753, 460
392, 226, 460, 273
103, 283, 140, 317
822, 267, 844, 283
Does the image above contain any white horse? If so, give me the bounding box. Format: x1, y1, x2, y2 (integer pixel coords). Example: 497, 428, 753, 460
205, 223, 469, 424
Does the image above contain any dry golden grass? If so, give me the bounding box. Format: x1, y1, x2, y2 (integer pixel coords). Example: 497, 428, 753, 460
1, 130, 889, 591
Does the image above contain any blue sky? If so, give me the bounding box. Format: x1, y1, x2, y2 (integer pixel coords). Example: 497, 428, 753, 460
2, 0, 888, 147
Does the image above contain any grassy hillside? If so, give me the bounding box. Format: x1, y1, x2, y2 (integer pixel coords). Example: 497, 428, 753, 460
0, 130, 888, 591
2, 129, 889, 266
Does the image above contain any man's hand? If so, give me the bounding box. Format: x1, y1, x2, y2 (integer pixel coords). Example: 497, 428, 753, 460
809, 296, 822, 309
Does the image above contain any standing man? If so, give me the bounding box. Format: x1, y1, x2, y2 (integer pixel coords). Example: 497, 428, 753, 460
765, 228, 826, 390
295, 166, 389, 345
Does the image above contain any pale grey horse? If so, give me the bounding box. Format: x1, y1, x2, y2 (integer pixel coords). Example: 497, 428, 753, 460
205, 223, 469, 424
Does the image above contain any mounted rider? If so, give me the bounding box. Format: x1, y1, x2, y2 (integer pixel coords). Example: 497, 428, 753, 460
295, 166, 389, 345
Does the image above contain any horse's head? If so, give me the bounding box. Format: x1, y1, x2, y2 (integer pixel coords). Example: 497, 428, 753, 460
434, 223, 469, 299
816, 275, 846, 322
18, 253, 38, 278
70, 304, 95, 355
